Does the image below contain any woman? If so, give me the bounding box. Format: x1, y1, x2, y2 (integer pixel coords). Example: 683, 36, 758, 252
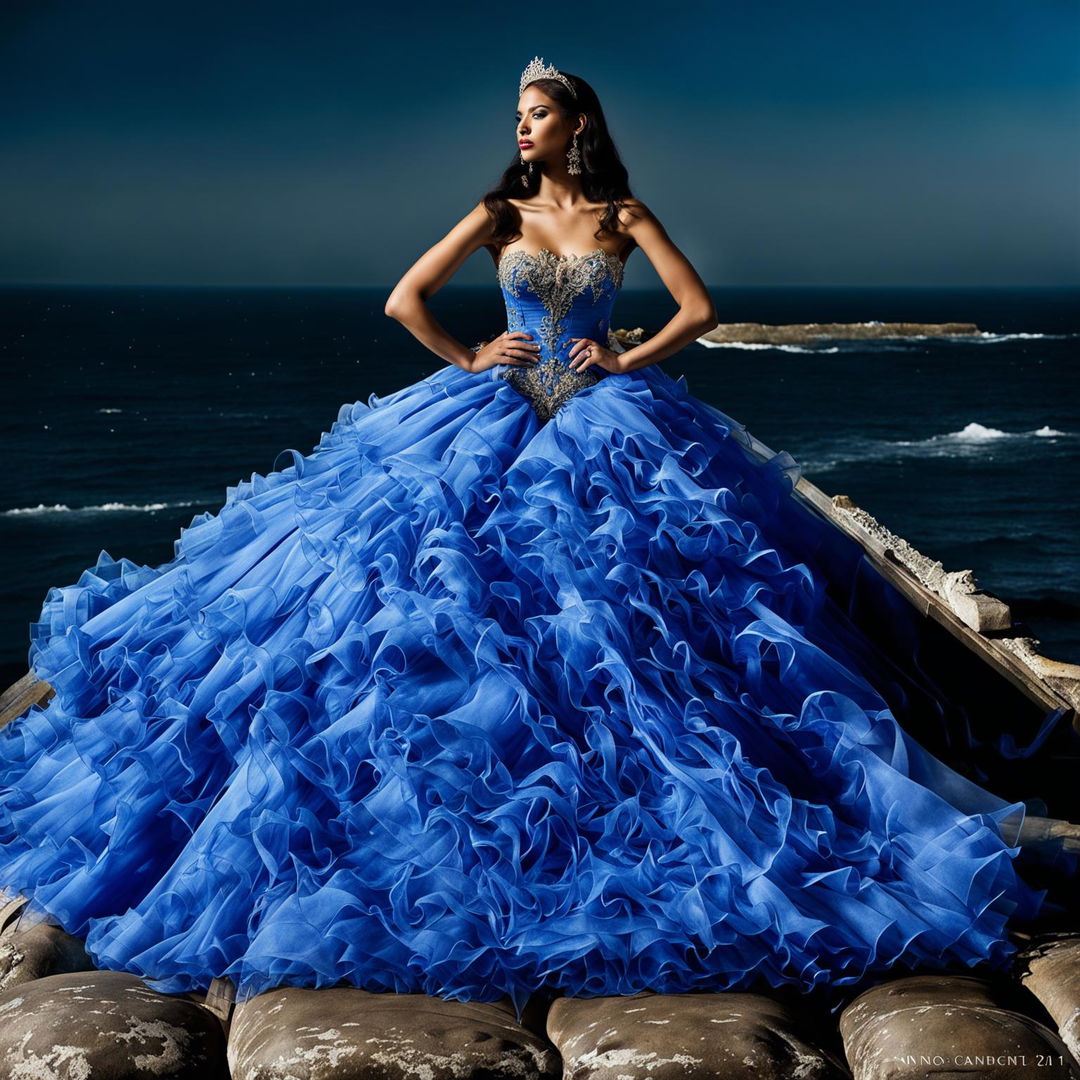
382, 58, 717, 404
0, 57, 1045, 1021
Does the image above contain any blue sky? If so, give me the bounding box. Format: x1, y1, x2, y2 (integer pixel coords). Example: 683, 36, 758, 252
1, 0, 1077, 286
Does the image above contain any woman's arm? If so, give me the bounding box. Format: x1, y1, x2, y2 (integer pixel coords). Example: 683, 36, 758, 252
384, 204, 540, 373
592, 200, 719, 374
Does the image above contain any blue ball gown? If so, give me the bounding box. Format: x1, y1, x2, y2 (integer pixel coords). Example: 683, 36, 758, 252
0, 245, 1047, 1018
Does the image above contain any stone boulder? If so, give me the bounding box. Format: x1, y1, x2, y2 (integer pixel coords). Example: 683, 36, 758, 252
0, 968, 229, 1079
0, 921, 96, 991
227, 986, 561, 1080
545, 989, 850, 1079
1018, 934, 1080, 1065
839, 974, 1080, 1079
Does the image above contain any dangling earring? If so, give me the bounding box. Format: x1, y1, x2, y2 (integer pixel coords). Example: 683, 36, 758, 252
520, 152, 534, 189
566, 132, 582, 175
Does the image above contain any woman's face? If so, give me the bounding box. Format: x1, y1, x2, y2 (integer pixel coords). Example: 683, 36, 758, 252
515, 88, 574, 164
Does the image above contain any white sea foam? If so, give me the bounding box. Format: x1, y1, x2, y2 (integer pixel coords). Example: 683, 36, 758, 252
895, 421, 1009, 444
972, 331, 1078, 342
799, 422, 1073, 473
697, 340, 840, 354
3, 500, 202, 517
895, 421, 1074, 445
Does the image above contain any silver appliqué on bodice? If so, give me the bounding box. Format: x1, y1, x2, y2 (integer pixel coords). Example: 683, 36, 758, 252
496, 247, 624, 422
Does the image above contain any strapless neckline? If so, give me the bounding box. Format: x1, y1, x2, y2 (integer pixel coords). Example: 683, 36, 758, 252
498, 245, 624, 270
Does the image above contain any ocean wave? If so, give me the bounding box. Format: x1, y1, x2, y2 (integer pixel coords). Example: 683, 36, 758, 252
894, 421, 1074, 445
697, 341, 841, 354
863, 332, 1078, 343
972, 332, 1080, 343
3, 500, 203, 518
798, 422, 1074, 472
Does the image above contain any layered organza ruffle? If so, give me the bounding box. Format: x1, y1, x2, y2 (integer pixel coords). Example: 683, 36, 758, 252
0, 361, 1046, 1019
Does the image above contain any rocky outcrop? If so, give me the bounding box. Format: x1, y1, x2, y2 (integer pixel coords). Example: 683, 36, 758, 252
699, 322, 982, 346
799, 490, 1080, 728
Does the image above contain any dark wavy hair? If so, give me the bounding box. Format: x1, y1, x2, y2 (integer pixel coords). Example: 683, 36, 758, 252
481, 71, 637, 249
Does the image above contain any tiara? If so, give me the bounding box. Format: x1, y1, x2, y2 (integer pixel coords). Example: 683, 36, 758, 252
519, 55, 576, 98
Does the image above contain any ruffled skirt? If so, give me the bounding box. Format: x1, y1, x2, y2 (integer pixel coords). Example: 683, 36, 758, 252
0, 362, 1045, 1017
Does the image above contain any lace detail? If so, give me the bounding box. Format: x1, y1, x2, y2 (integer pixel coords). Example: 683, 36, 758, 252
496, 247, 624, 422
497, 246, 625, 303
499, 351, 601, 422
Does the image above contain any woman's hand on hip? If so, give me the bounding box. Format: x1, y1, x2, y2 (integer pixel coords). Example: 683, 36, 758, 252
465, 331, 541, 374
567, 337, 624, 375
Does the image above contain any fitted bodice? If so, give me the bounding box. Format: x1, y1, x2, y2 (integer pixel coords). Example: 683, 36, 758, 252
494, 246, 624, 421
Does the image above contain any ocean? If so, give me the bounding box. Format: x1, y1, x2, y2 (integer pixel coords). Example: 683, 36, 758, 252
1, 283, 1077, 683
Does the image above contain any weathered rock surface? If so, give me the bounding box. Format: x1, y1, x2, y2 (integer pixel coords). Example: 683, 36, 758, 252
0, 920, 95, 990
0, 891, 30, 934
545, 990, 850, 1079
699, 322, 982, 346
0, 671, 54, 730
0, 969, 229, 1079
227, 986, 561, 1080
839, 975, 1080, 1079
1018, 934, 1080, 1066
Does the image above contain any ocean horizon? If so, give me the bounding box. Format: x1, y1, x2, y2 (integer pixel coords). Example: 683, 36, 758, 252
1, 282, 1077, 682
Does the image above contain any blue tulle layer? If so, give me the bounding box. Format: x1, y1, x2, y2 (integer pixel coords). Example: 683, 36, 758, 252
0, 362, 1046, 1018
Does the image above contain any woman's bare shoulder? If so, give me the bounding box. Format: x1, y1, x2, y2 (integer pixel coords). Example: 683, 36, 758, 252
615, 198, 656, 228
604, 199, 654, 261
